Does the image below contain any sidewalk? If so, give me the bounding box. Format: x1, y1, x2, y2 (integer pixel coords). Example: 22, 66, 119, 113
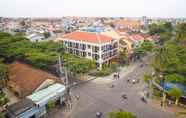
91, 63, 139, 84
52, 93, 80, 118
148, 98, 186, 114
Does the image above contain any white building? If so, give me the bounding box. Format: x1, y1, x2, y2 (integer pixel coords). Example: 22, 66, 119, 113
26, 33, 45, 42
57, 31, 118, 69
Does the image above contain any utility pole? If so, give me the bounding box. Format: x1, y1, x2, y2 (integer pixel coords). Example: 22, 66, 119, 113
58, 55, 72, 111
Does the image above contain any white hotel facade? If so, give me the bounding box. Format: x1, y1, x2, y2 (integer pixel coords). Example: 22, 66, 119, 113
57, 31, 118, 69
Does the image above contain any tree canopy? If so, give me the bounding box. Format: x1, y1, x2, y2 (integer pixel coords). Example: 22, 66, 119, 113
63, 53, 96, 74
108, 111, 137, 118
0, 32, 96, 74
148, 22, 173, 36
168, 87, 183, 105
0, 61, 7, 80
152, 23, 186, 86
134, 40, 153, 58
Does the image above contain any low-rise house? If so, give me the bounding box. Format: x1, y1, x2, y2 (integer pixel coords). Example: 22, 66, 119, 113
119, 36, 134, 54
26, 32, 45, 42
27, 83, 66, 107
128, 34, 145, 48
56, 31, 118, 69
5, 83, 65, 118
118, 33, 145, 55
7, 61, 59, 98
145, 35, 160, 43
113, 19, 143, 32
5, 99, 37, 118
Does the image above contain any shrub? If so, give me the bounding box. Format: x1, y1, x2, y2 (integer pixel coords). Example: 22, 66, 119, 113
152, 86, 161, 98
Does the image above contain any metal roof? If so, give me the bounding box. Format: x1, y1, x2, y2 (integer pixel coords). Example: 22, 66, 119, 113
6, 99, 34, 117
27, 83, 65, 106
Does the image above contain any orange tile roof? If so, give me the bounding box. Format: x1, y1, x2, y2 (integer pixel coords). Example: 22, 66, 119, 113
114, 20, 142, 28
129, 34, 144, 41
63, 31, 113, 44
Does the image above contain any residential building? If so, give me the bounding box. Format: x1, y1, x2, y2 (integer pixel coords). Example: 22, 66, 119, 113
5, 99, 37, 118
56, 31, 118, 69
5, 83, 65, 118
117, 31, 145, 54
128, 34, 145, 48
119, 36, 134, 54
113, 19, 143, 31
26, 32, 45, 42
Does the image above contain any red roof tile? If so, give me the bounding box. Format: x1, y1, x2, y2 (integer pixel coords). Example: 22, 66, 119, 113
63, 31, 113, 44
129, 34, 144, 41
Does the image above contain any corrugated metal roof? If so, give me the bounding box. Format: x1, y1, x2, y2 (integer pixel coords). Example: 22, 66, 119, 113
27, 83, 65, 106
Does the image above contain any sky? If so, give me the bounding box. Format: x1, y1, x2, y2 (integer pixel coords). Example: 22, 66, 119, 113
0, 0, 186, 18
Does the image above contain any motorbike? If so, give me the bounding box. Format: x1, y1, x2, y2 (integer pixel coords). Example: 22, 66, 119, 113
96, 112, 102, 118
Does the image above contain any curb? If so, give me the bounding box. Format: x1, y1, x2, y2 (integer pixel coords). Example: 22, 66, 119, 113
70, 77, 97, 88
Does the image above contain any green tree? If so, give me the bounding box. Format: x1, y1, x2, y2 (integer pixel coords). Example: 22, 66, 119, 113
108, 111, 137, 118
165, 74, 186, 85
163, 22, 173, 32
0, 92, 9, 109
141, 40, 153, 52
159, 32, 172, 45
0, 61, 7, 80
148, 22, 173, 36
118, 50, 128, 65
0, 31, 96, 77
148, 23, 163, 35
168, 87, 183, 105
144, 74, 152, 83
47, 100, 55, 110
134, 40, 153, 59
152, 46, 169, 74
176, 23, 186, 42
63, 54, 96, 74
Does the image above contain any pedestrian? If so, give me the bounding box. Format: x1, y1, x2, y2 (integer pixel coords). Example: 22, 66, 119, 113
118, 72, 120, 79
113, 74, 116, 80
167, 100, 172, 107
146, 92, 150, 98
160, 101, 163, 107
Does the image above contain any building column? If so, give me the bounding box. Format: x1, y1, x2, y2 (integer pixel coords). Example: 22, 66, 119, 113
98, 62, 102, 70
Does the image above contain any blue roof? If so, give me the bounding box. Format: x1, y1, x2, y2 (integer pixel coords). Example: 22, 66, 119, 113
82, 26, 105, 33
164, 82, 186, 94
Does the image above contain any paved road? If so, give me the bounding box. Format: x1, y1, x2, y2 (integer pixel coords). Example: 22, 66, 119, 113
55, 56, 176, 118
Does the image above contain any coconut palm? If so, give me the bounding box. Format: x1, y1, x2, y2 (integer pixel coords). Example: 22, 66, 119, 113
168, 87, 183, 105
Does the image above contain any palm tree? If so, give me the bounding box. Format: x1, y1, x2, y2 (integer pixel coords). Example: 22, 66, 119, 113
152, 45, 170, 106
168, 87, 183, 105
152, 46, 170, 74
